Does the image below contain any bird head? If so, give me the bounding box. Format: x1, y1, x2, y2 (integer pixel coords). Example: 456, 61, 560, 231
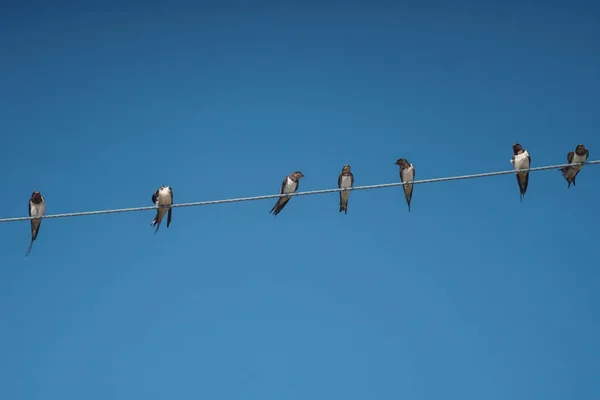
395, 158, 410, 169
512, 143, 523, 155
575, 144, 587, 156
291, 171, 304, 180
30, 191, 43, 204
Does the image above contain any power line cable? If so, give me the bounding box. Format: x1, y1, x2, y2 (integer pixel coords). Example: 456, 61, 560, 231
0, 160, 597, 224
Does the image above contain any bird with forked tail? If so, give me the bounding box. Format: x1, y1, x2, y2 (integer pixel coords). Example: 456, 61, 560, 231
338, 165, 354, 214
510, 143, 531, 201
151, 186, 173, 233
270, 171, 304, 216
560, 144, 589, 188
26, 191, 46, 257
395, 158, 415, 211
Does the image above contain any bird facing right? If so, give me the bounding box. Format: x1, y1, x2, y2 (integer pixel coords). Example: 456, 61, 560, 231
560, 144, 589, 188
269, 171, 304, 216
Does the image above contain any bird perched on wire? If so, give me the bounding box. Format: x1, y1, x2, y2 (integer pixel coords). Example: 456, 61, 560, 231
151, 186, 173, 233
560, 144, 589, 188
26, 190, 46, 257
338, 165, 354, 214
270, 171, 304, 216
395, 158, 415, 211
510, 143, 531, 201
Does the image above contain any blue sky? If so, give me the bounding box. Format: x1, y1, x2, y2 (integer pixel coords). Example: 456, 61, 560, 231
1, 2, 599, 399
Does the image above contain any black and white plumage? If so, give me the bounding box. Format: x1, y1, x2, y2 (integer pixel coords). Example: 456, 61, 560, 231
560, 144, 589, 188
510, 143, 531, 201
151, 186, 173, 233
269, 171, 304, 216
26, 191, 46, 257
395, 158, 415, 211
338, 165, 354, 214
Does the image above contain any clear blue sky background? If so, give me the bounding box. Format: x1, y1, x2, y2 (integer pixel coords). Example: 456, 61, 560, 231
1, 2, 599, 399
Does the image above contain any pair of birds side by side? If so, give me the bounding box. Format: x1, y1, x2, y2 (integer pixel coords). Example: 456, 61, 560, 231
268, 159, 416, 216
23, 186, 175, 256
511, 143, 590, 200
19, 143, 591, 256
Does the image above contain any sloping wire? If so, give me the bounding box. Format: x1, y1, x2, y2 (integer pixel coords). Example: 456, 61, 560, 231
0, 160, 597, 223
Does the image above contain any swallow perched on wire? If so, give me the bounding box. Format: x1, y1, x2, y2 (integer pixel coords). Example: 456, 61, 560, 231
269, 171, 304, 216
151, 186, 173, 233
395, 158, 415, 211
338, 165, 354, 214
560, 144, 589, 188
26, 191, 46, 257
510, 143, 531, 201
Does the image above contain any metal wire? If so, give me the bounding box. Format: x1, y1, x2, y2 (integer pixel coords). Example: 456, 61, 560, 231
0, 160, 597, 223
